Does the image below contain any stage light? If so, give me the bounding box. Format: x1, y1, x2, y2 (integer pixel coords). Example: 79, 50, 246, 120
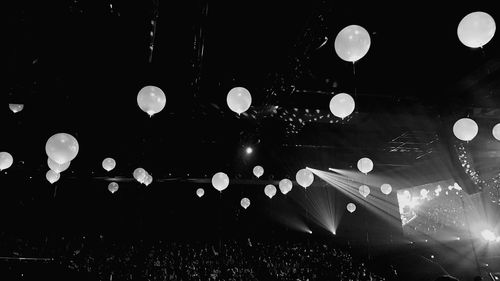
245, 147, 253, 154
481, 229, 497, 242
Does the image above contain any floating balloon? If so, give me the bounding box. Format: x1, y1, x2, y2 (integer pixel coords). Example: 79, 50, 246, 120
227, 87, 252, 115
253, 165, 264, 178
133, 168, 147, 183
240, 197, 251, 209
453, 118, 478, 141
334, 25, 371, 62
359, 185, 370, 198
380, 183, 392, 195
45, 133, 79, 165
196, 188, 205, 198
46, 170, 60, 184
492, 123, 500, 141
264, 184, 277, 199
212, 172, 229, 192
347, 203, 356, 213
137, 86, 166, 117
108, 182, 119, 194
102, 158, 116, 172
47, 157, 70, 173
279, 179, 293, 195
329, 93, 355, 119
144, 174, 153, 186
9, 104, 24, 113
457, 12, 496, 48
357, 157, 373, 174
0, 152, 13, 171
296, 168, 314, 188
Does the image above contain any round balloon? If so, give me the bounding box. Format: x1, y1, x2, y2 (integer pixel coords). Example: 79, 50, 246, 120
279, 179, 293, 195
0, 152, 14, 171
102, 158, 116, 172
47, 157, 70, 173
196, 188, 205, 198
347, 203, 356, 213
108, 182, 119, 194
296, 168, 314, 188
359, 185, 370, 198
227, 87, 252, 115
9, 104, 24, 113
357, 157, 373, 174
46, 170, 60, 184
240, 197, 251, 209
329, 93, 355, 119
137, 86, 166, 117
380, 183, 392, 195
457, 11, 496, 48
212, 172, 229, 192
492, 123, 500, 141
253, 165, 264, 178
334, 25, 371, 62
264, 184, 277, 199
45, 133, 79, 165
453, 118, 478, 141
144, 174, 153, 186
133, 168, 147, 183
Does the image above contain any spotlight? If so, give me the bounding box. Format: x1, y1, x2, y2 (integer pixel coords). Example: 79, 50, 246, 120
481, 229, 497, 242
430, 255, 434, 259
245, 147, 253, 154
308, 230, 312, 234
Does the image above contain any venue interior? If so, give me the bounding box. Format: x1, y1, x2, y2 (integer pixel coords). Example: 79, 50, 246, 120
3, 1, 500, 280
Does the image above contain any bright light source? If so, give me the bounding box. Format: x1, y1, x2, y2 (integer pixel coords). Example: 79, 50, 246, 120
245, 147, 253, 154
308, 230, 312, 234
481, 229, 497, 242
430, 255, 434, 259
457, 237, 461, 241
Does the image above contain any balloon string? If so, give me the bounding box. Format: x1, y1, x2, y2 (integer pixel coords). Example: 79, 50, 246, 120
53, 185, 58, 198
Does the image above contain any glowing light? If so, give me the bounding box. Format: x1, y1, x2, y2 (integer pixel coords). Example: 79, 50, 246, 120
481, 229, 497, 242
245, 147, 253, 154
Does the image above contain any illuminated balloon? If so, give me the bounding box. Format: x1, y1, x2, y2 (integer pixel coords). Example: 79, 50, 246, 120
212, 172, 229, 192
102, 158, 116, 172
279, 178, 293, 195
144, 174, 153, 186
137, 86, 166, 117
380, 183, 392, 195
47, 157, 70, 173
108, 182, 119, 194
453, 118, 478, 141
253, 165, 264, 178
0, 152, 13, 171
227, 87, 252, 115
196, 188, 205, 198
133, 168, 147, 183
46, 170, 60, 184
357, 157, 373, 174
264, 184, 277, 199
347, 203, 356, 213
492, 123, 500, 141
9, 104, 24, 113
457, 12, 496, 48
359, 185, 370, 198
296, 168, 314, 188
334, 25, 371, 62
240, 197, 251, 209
329, 93, 355, 119
45, 133, 79, 165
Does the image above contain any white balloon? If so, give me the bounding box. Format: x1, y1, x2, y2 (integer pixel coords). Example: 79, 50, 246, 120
347, 203, 356, 213
453, 118, 478, 141
240, 197, 251, 209
45, 133, 79, 165
0, 152, 13, 171
279, 179, 293, 195
133, 168, 147, 183
264, 184, 277, 199
492, 123, 500, 141
102, 158, 116, 172
359, 185, 370, 198
357, 157, 373, 174
457, 11, 496, 48
227, 87, 252, 115
46, 170, 60, 184
9, 104, 24, 113
108, 182, 119, 194
212, 172, 229, 192
144, 174, 153, 186
334, 25, 371, 62
47, 157, 70, 173
296, 168, 314, 188
196, 188, 205, 198
137, 86, 166, 117
329, 93, 355, 119
380, 183, 392, 195
253, 165, 264, 178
